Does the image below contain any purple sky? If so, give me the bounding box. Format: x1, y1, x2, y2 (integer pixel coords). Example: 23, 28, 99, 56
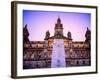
23, 10, 91, 41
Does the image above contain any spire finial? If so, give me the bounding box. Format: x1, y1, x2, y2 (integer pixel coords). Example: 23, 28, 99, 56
25, 24, 27, 28
87, 27, 89, 31
57, 15, 61, 23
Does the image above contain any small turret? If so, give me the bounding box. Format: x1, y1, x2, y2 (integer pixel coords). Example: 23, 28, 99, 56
44, 30, 50, 40
67, 31, 72, 39
85, 27, 91, 42
23, 24, 29, 42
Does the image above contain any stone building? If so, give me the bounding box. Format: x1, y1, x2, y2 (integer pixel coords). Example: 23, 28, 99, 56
23, 17, 91, 69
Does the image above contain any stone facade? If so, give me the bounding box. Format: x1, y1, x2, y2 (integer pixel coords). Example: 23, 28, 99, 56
23, 17, 91, 69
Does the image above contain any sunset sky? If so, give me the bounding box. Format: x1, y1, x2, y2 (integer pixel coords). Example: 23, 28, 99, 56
23, 10, 91, 41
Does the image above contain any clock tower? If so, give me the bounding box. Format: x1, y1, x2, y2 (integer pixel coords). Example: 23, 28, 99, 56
54, 17, 63, 35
